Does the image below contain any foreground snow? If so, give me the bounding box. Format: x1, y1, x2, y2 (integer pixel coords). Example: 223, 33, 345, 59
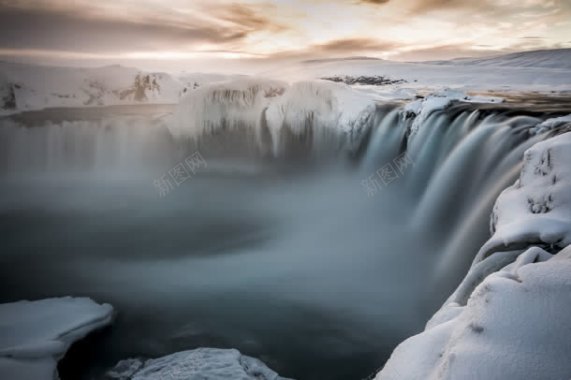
0, 297, 113, 380
376, 132, 571, 380
107, 348, 292, 380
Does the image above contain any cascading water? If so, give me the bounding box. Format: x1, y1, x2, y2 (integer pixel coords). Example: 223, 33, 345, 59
0, 89, 569, 380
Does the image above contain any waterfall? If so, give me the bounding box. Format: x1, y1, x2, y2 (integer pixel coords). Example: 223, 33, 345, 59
1, 100, 566, 295
1, 94, 570, 380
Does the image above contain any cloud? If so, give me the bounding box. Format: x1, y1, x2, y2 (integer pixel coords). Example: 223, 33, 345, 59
0, 1, 283, 54
262, 37, 398, 62
409, 0, 491, 14
313, 38, 397, 53
211, 3, 284, 32
357, 0, 391, 5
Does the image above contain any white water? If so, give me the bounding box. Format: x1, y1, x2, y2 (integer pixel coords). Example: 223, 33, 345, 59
0, 100, 567, 380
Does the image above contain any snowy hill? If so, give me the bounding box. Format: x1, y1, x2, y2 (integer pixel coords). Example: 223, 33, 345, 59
0, 62, 236, 115
271, 49, 571, 93
430, 49, 571, 70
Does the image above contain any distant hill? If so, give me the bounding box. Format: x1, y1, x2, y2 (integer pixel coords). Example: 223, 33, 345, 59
428, 49, 571, 70
301, 56, 383, 64
0, 61, 235, 114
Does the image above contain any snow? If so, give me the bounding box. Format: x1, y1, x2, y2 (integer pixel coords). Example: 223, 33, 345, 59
270, 49, 571, 95
171, 77, 286, 139
0, 297, 114, 380
106, 348, 292, 380
2, 49, 571, 116
172, 78, 377, 156
0, 61, 237, 115
376, 246, 571, 380
403, 89, 503, 137
478, 131, 571, 262
430, 49, 571, 70
529, 114, 571, 135
375, 132, 571, 380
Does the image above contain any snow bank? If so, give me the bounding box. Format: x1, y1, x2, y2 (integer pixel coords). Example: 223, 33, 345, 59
479, 132, 571, 261
0, 297, 114, 380
376, 246, 571, 380
375, 132, 571, 380
106, 348, 292, 380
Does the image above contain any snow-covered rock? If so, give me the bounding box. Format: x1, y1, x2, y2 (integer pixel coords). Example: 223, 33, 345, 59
106, 348, 292, 380
0, 297, 114, 380
375, 132, 571, 380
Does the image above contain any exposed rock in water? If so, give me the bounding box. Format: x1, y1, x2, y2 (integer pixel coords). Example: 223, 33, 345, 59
106, 348, 293, 380
321, 75, 406, 86
0, 83, 17, 110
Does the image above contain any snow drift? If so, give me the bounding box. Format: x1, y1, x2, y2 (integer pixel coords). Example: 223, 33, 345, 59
0, 297, 113, 380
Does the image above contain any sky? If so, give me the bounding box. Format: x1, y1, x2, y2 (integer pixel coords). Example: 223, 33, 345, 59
0, 0, 570, 71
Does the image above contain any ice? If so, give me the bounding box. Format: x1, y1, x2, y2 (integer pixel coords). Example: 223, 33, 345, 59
171, 77, 287, 139
172, 78, 376, 156
529, 114, 571, 135
0, 297, 114, 380
106, 348, 292, 380
404, 89, 503, 137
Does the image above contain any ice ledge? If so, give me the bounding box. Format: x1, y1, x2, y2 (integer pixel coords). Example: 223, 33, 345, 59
0, 297, 114, 380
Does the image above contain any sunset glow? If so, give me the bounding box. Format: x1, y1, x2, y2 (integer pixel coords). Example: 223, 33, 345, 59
1, 0, 570, 69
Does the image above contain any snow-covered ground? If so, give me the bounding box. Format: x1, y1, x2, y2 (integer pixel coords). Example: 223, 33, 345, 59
0, 297, 113, 380
106, 348, 291, 380
0, 61, 238, 115
2, 49, 571, 116
270, 49, 571, 95
375, 132, 571, 380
